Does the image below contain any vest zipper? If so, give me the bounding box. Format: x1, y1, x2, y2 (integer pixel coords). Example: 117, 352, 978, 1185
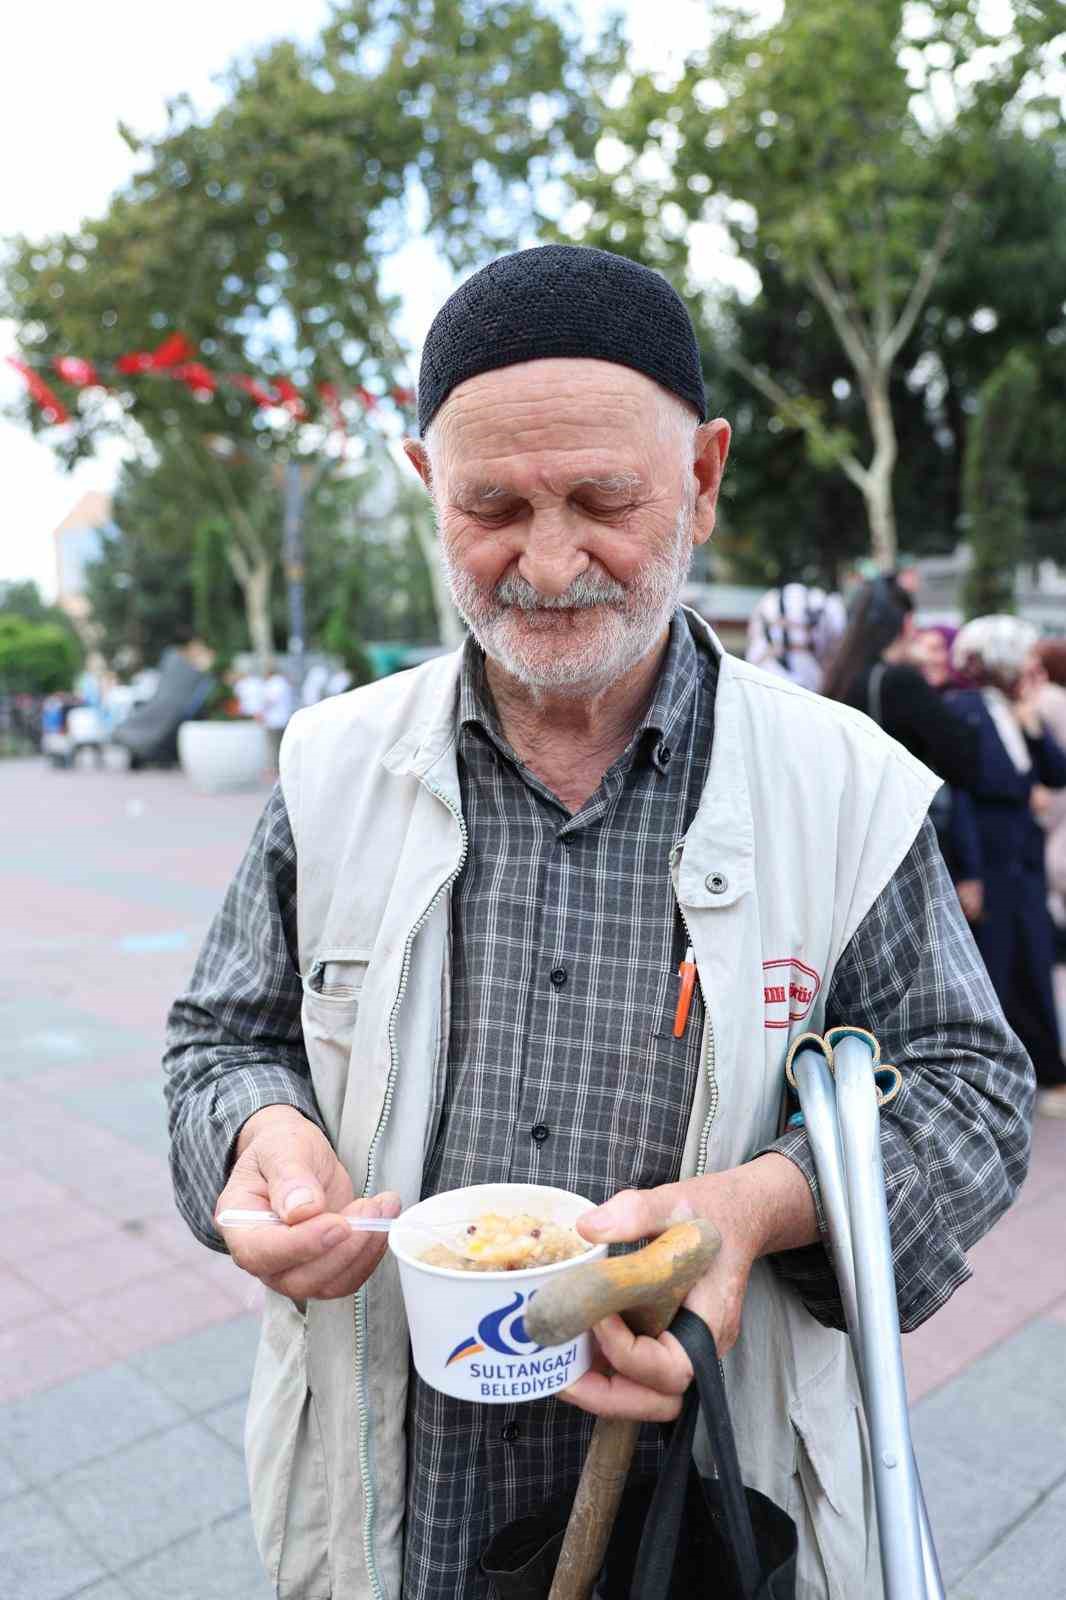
353, 779, 468, 1600
669, 848, 719, 1177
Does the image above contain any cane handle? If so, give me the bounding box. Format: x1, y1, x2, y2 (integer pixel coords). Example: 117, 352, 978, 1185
525, 1217, 721, 1347
540, 1219, 722, 1600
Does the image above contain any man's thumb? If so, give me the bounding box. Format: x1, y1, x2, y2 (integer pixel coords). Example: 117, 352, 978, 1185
262, 1159, 327, 1223
577, 1184, 693, 1244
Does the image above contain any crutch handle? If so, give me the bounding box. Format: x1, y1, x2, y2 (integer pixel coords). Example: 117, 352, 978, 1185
793, 1031, 943, 1598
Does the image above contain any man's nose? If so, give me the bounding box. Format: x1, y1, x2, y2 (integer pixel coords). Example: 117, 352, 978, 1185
515, 514, 589, 599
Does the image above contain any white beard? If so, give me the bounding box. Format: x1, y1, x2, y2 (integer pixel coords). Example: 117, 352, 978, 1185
440, 503, 694, 695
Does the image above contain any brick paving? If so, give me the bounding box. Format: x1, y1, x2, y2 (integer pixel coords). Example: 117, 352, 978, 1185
1, 754, 1064, 1597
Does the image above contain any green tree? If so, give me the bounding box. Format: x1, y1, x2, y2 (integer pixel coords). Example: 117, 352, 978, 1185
702, 260, 953, 585
2, 0, 598, 653
322, 563, 374, 685
308, 456, 442, 651
0, 579, 85, 660
920, 132, 1066, 561
192, 517, 246, 658
565, 0, 1063, 567
82, 447, 204, 670
83, 526, 195, 673
0, 580, 56, 623
0, 617, 82, 694
702, 133, 1066, 582
961, 351, 1038, 618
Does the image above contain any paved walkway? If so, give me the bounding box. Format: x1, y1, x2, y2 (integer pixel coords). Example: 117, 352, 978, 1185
1, 756, 1064, 1598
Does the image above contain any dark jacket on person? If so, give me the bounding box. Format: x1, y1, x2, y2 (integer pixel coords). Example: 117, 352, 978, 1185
947, 689, 1066, 873
945, 688, 1066, 1087
846, 661, 981, 791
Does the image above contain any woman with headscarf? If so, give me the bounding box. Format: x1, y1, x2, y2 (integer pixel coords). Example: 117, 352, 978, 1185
1033, 640, 1066, 960
821, 575, 981, 787
950, 617, 1066, 1116
911, 622, 984, 919
914, 623, 958, 691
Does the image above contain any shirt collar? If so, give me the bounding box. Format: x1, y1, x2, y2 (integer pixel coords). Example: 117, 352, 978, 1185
636, 610, 701, 753
458, 608, 700, 771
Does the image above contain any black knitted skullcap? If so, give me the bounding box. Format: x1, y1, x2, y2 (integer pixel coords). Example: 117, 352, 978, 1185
417, 244, 707, 435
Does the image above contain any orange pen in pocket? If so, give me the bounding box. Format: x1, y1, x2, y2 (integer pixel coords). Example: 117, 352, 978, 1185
673, 945, 697, 1038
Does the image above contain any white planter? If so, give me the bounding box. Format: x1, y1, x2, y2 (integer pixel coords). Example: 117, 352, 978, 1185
178, 719, 268, 793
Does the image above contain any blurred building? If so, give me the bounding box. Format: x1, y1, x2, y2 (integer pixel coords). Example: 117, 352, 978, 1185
53, 491, 113, 625
913, 546, 1066, 634
682, 580, 765, 653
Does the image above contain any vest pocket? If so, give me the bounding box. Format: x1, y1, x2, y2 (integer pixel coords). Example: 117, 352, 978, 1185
301, 954, 370, 1137
786, 1350, 869, 1600
246, 1290, 332, 1597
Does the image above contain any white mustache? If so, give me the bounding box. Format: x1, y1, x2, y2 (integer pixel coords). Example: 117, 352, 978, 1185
493, 572, 627, 611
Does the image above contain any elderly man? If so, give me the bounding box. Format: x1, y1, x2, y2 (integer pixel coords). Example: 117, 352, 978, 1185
165, 246, 1032, 1600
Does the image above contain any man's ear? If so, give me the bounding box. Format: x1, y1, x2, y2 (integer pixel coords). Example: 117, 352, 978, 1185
691, 418, 731, 547
402, 438, 432, 489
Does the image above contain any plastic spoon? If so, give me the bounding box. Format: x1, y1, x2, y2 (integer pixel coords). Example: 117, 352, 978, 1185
215, 1208, 484, 1259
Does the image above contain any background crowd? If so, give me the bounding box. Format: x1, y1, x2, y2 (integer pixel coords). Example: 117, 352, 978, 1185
747, 574, 1066, 1117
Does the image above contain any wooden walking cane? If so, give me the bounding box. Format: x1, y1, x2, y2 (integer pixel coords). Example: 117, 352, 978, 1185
523, 1219, 722, 1600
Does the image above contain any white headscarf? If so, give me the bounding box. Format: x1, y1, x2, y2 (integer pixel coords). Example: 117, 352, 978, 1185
952, 615, 1038, 685
953, 615, 1039, 774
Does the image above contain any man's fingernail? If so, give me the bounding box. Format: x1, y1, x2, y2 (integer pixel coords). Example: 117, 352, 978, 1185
580, 1204, 615, 1234
282, 1187, 315, 1216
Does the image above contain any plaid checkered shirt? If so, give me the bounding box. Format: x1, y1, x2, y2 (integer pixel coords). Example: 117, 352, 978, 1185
164, 612, 1033, 1600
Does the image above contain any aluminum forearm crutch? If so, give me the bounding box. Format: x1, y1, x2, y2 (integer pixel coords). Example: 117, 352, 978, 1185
790, 1033, 945, 1600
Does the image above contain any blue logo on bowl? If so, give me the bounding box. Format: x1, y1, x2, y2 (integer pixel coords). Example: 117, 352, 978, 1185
446, 1290, 543, 1366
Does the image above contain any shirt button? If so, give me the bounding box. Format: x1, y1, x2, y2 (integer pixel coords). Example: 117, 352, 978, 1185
705, 871, 728, 894
501, 1422, 521, 1442
530, 1123, 551, 1144
658, 743, 672, 767
549, 966, 568, 988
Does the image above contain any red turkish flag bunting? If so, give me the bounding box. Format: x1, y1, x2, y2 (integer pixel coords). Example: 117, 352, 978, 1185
317, 382, 349, 455
317, 381, 344, 424
272, 377, 307, 419
7, 356, 71, 425
172, 362, 217, 396
116, 332, 196, 374
53, 356, 100, 388
229, 373, 275, 408
391, 386, 416, 408
152, 333, 195, 368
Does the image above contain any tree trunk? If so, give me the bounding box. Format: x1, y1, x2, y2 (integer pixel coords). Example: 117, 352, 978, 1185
242, 557, 276, 665
412, 516, 466, 650
860, 369, 899, 571
941, 368, 967, 539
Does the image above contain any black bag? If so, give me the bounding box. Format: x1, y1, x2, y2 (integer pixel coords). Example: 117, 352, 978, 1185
482, 1309, 797, 1599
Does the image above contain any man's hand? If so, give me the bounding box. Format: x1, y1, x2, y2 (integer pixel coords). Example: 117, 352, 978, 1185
559, 1154, 818, 1422
215, 1105, 401, 1304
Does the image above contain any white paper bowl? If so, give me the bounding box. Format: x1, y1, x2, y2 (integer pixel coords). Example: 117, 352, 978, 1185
389, 1183, 606, 1404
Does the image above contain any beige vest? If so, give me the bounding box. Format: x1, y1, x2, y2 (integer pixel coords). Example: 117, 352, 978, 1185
247, 613, 939, 1599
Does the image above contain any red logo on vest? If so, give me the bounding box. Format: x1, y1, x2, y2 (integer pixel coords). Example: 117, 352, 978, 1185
763, 958, 821, 1029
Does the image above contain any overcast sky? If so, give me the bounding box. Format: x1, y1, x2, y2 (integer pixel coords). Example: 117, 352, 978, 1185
1, 0, 716, 595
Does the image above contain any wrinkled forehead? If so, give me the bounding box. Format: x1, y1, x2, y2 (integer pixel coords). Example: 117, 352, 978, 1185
427, 357, 681, 481
452, 467, 646, 509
